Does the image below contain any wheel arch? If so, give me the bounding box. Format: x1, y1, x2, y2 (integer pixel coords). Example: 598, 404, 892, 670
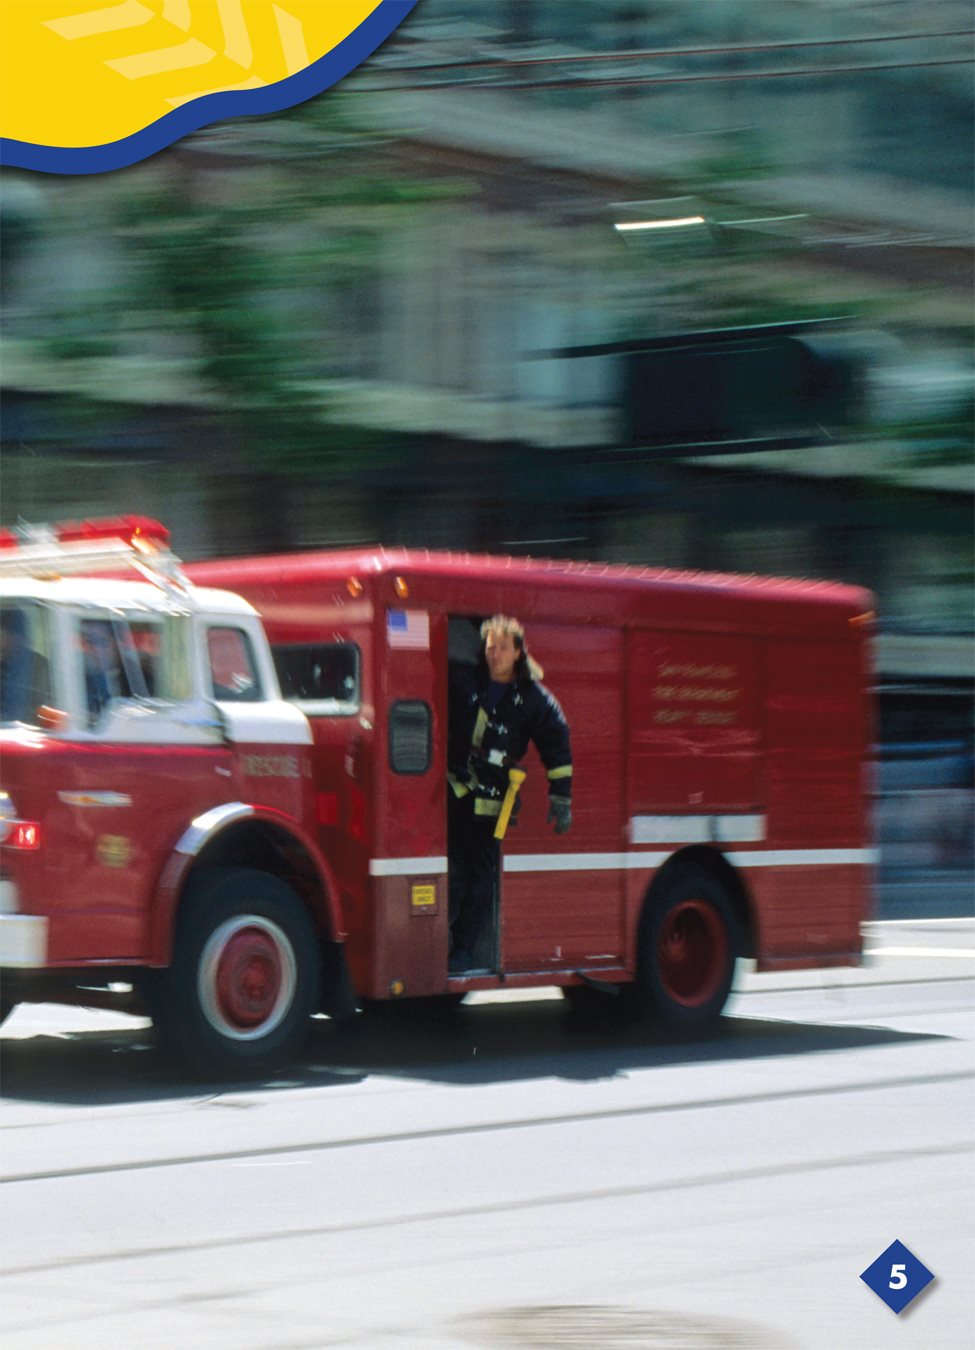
148, 804, 345, 968
642, 844, 756, 959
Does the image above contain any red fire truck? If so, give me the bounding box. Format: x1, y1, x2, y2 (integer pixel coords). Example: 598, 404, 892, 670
1, 520, 876, 1075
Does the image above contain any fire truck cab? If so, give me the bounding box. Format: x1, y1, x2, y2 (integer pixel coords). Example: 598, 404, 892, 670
0, 519, 346, 1074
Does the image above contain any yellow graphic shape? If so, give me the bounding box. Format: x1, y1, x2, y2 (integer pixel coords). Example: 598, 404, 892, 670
96, 834, 133, 868
1, 0, 382, 148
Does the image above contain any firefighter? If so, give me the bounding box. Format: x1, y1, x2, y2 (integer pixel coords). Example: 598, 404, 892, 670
447, 615, 572, 973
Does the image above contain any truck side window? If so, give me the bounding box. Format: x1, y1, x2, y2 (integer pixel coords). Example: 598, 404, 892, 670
272, 643, 360, 714
207, 627, 261, 702
389, 700, 432, 775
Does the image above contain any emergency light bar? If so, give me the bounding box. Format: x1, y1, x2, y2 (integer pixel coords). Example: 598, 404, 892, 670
0, 515, 190, 596
52, 516, 170, 548
0, 515, 169, 551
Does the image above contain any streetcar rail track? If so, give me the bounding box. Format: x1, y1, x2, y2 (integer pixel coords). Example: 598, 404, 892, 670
3, 1136, 971, 1278
2, 1067, 971, 1186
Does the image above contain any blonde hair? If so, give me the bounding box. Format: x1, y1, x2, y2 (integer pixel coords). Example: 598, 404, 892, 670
480, 614, 544, 680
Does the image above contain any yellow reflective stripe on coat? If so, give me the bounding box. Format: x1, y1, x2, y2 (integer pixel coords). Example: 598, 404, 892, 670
473, 798, 502, 817
447, 773, 470, 799
471, 706, 489, 751
547, 765, 573, 780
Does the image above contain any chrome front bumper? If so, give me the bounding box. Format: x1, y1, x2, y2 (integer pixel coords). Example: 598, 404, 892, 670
0, 914, 48, 968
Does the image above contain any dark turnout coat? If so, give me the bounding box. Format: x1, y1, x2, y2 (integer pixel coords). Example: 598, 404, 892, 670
448, 661, 572, 818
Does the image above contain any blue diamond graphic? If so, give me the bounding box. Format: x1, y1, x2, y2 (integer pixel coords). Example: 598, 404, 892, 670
860, 1239, 935, 1314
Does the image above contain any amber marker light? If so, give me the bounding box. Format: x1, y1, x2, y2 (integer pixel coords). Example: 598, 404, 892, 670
394, 576, 409, 599
346, 576, 363, 597
36, 706, 70, 732
849, 611, 876, 627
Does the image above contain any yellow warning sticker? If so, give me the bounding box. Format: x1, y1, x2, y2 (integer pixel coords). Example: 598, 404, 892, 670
410, 883, 436, 909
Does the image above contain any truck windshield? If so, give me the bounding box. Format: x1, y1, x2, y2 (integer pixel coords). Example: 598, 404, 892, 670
272, 643, 360, 715
0, 600, 53, 728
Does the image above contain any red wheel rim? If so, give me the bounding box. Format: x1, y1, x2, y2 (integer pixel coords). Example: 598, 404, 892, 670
199, 915, 297, 1040
215, 927, 283, 1029
656, 899, 728, 1007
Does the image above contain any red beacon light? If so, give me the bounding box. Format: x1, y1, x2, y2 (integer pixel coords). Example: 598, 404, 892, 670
55, 516, 170, 549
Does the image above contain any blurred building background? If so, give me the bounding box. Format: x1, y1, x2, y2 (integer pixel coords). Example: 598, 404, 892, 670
1, 0, 972, 888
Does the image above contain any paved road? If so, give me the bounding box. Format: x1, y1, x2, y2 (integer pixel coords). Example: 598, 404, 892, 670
1, 918, 972, 1350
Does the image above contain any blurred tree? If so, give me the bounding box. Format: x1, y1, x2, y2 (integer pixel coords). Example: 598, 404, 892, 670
0, 177, 44, 275
114, 95, 470, 479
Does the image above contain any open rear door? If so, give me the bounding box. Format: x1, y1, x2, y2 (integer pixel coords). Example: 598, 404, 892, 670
372, 606, 449, 997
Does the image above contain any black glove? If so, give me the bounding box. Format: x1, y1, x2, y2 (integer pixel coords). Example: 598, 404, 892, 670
547, 798, 572, 835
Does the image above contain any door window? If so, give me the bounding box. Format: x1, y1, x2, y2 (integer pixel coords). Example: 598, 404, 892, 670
207, 626, 262, 702
65, 612, 194, 728
79, 617, 154, 726
273, 642, 359, 714
389, 700, 432, 774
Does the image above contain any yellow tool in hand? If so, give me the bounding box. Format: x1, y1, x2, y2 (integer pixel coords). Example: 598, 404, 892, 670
494, 767, 527, 840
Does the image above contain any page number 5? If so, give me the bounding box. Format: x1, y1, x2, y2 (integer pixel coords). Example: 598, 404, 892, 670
889, 1264, 908, 1290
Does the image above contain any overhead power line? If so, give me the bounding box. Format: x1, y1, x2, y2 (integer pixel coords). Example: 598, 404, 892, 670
379, 29, 975, 76
369, 56, 973, 94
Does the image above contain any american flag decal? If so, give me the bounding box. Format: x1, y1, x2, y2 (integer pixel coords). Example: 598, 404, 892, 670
387, 609, 430, 650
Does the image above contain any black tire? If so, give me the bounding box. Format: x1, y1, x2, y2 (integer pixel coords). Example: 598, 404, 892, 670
637, 866, 739, 1029
154, 867, 320, 1077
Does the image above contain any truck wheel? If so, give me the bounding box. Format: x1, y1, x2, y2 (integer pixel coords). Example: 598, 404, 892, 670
158, 867, 320, 1077
638, 866, 738, 1028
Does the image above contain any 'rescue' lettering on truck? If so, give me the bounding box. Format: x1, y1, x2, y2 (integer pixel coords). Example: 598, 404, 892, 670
1, 522, 876, 1075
